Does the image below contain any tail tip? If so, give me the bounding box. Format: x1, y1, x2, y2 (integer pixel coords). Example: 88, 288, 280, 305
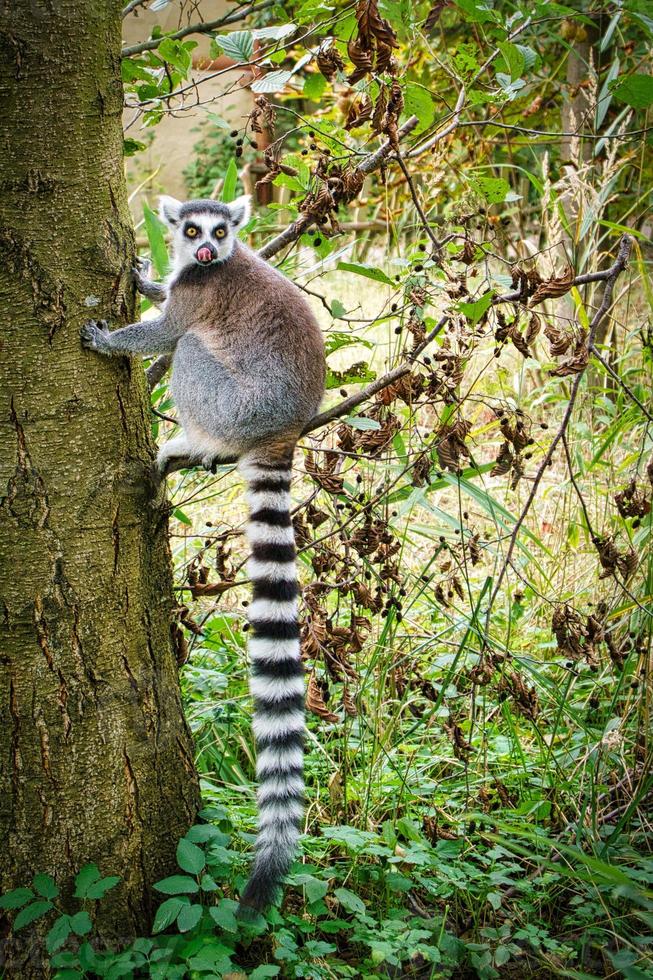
238, 872, 281, 916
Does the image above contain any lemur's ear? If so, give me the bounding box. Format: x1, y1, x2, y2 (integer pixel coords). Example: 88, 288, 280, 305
159, 195, 182, 228
228, 194, 251, 230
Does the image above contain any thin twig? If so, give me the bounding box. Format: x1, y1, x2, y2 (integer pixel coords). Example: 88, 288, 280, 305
122, 0, 277, 56
589, 345, 653, 423
122, 0, 150, 17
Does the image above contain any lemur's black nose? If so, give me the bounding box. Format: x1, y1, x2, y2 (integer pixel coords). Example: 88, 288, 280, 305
196, 243, 216, 264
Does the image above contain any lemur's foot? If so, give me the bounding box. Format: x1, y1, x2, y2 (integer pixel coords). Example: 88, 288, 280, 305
202, 454, 219, 474
81, 319, 110, 352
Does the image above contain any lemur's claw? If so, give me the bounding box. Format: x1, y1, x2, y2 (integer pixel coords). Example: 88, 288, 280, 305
133, 256, 152, 274
81, 319, 109, 351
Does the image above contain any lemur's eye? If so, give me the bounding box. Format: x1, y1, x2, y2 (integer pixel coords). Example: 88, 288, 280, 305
214, 227, 226, 239
185, 226, 198, 238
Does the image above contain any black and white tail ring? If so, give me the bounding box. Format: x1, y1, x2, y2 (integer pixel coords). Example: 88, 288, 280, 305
238, 453, 304, 911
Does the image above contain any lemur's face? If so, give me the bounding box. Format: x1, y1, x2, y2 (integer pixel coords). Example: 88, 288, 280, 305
159, 195, 251, 271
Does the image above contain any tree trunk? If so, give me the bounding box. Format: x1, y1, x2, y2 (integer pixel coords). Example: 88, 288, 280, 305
0, 2, 200, 974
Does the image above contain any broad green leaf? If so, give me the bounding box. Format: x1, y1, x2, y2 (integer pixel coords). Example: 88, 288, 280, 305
152, 897, 186, 933
611, 74, 653, 109
14, 900, 53, 930
33, 874, 59, 900
217, 30, 254, 63
85, 876, 120, 900
176, 903, 203, 932
209, 898, 239, 933
185, 824, 223, 843
293, 873, 328, 903
344, 416, 381, 431
304, 72, 327, 100
336, 261, 395, 286
252, 24, 297, 41
334, 887, 366, 914
250, 966, 281, 979
0, 887, 34, 909
158, 37, 192, 77
497, 41, 525, 81
142, 203, 169, 277
221, 158, 239, 203
403, 83, 435, 131
457, 290, 494, 325
251, 70, 293, 94
470, 175, 510, 204
69, 911, 92, 936
330, 299, 347, 318
153, 874, 200, 895
73, 864, 101, 899
46, 916, 71, 954
176, 838, 206, 875
123, 138, 146, 157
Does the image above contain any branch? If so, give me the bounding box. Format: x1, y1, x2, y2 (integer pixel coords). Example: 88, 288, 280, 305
122, 0, 150, 17
122, 0, 276, 57
161, 315, 449, 476
483, 234, 633, 633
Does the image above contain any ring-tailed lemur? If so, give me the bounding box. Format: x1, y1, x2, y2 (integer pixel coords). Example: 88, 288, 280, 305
81, 195, 325, 911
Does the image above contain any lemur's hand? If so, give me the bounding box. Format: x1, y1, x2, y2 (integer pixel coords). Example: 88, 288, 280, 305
81, 319, 111, 352
131, 259, 152, 288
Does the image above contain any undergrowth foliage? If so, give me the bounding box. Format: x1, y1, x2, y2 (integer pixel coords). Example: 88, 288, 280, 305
3, 0, 652, 976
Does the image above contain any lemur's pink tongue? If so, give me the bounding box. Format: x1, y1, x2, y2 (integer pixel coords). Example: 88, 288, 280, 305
196, 246, 213, 264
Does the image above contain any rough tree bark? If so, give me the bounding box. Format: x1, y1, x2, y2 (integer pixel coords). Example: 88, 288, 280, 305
0, 2, 200, 974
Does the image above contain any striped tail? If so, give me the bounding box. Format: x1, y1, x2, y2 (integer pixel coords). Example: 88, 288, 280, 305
238, 451, 304, 912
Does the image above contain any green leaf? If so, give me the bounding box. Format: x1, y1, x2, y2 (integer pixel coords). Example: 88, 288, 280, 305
177, 838, 206, 875
0, 887, 34, 909
32, 875, 59, 900
152, 897, 186, 933
221, 158, 239, 203
403, 83, 435, 132
293, 874, 328, 904
251, 70, 293, 94
344, 416, 381, 431
611, 74, 653, 109
334, 887, 366, 915
46, 916, 71, 953
153, 875, 200, 895
454, 0, 498, 23
497, 41, 525, 81
304, 72, 327, 100
14, 900, 53, 930
73, 864, 101, 899
142, 203, 169, 278
457, 290, 494, 325
176, 903, 203, 932
252, 23, 297, 41
250, 966, 281, 979
186, 824, 223, 844
469, 176, 510, 204
173, 506, 192, 525
330, 299, 347, 318
123, 138, 146, 157
336, 261, 395, 286
209, 898, 239, 933
158, 37, 192, 77
217, 30, 254, 62
85, 876, 120, 900
69, 911, 93, 936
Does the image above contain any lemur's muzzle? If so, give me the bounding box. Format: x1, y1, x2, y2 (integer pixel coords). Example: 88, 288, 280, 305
196, 244, 216, 264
